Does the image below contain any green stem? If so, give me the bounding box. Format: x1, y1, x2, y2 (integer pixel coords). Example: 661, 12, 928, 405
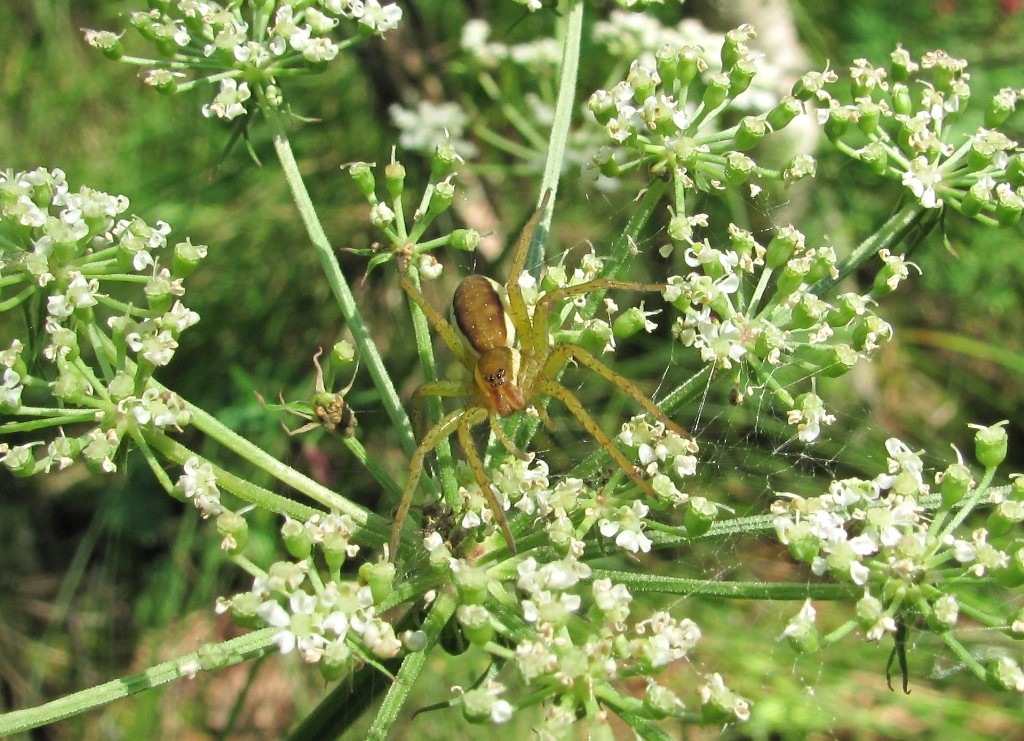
180, 397, 391, 544
260, 93, 415, 458
0, 629, 279, 735
527, 0, 584, 274
809, 202, 925, 296
590, 569, 860, 600
366, 591, 459, 740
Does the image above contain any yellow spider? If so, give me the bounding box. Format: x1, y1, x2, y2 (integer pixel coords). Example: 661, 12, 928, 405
390, 192, 687, 558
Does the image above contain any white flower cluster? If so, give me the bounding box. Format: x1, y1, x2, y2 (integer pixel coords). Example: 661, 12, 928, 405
84, 0, 402, 120
773, 438, 1016, 641
661, 218, 897, 442
813, 47, 1024, 221
443, 557, 728, 731
217, 559, 401, 666
0, 168, 203, 478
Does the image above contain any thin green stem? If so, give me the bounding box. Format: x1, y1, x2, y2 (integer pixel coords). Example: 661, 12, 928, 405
591, 569, 860, 601
809, 202, 925, 296
0, 629, 279, 736
259, 91, 415, 458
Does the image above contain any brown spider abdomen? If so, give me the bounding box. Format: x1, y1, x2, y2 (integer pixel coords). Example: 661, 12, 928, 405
452, 275, 515, 355
475, 347, 527, 417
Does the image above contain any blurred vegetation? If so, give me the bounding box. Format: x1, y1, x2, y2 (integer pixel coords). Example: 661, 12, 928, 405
1, 0, 1023, 738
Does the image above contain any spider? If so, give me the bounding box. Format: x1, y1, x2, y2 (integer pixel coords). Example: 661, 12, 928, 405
390, 192, 687, 559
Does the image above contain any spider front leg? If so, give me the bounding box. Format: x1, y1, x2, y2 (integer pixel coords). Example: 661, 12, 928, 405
542, 342, 688, 440
389, 405, 487, 560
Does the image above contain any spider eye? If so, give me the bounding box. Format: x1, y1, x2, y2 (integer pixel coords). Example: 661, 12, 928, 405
485, 368, 507, 387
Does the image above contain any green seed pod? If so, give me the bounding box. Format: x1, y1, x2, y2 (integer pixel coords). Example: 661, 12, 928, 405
197, 642, 230, 671
449, 228, 480, 252
996, 186, 1023, 228
683, 496, 716, 537
384, 160, 406, 199
766, 96, 802, 131
216, 510, 248, 555
724, 151, 755, 184
360, 560, 396, 604
348, 162, 376, 200
823, 106, 852, 142
733, 116, 766, 151
702, 73, 730, 111
974, 422, 1008, 469
939, 463, 972, 507
282, 517, 312, 560
891, 83, 912, 116
172, 239, 207, 278
431, 140, 460, 181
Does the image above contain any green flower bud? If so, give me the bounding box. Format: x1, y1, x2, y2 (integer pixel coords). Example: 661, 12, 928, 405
789, 533, 820, 564
960, 180, 992, 218
857, 101, 883, 136
613, 307, 650, 339
627, 62, 658, 102
655, 45, 680, 90
359, 560, 396, 604
723, 151, 755, 185
702, 73, 730, 111
775, 259, 809, 298
427, 181, 455, 219
676, 47, 702, 88
939, 462, 972, 507
728, 58, 756, 98
347, 162, 376, 200
784, 620, 819, 654
217, 510, 248, 555
197, 642, 230, 671
823, 106, 852, 142
384, 161, 406, 199
331, 340, 356, 367
797, 343, 859, 379
456, 604, 494, 647
889, 45, 914, 83
765, 226, 803, 269
1006, 153, 1024, 187
684, 496, 716, 537
766, 96, 802, 131
229, 591, 263, 629
588, 89, 617, 125
986, 656, 1024, 692
172, 239, 207, 278
974, 421, 1008, 469
644, 683, 684, 719
891, 83, 912, 116
446, 228, 479, 252
431, 140, 460, 181
2, 444, 39, 477
281, 517, 312, 560
986, 89, 1017, 128
320, 640, 352, 682
323, 530, 351, 573
996, 186, 1023, 228
453, 563, 489, 605
733, 117, 766, 152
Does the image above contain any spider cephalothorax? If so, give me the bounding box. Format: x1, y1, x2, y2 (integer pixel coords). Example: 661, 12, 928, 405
390, 192, 687, 559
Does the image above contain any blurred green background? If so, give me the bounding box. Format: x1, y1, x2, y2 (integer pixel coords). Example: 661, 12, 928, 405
2, 0, 1024, 738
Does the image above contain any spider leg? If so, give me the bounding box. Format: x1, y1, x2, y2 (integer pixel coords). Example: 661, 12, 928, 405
389, 405, 488, 560
487, 415, 531, 461
458, 419, 517, 553
536, 378, 661, 501
411, 380, 471, 439
542, 343, 688, 439
531, 279, 666, 354
505, 190, 553, 358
